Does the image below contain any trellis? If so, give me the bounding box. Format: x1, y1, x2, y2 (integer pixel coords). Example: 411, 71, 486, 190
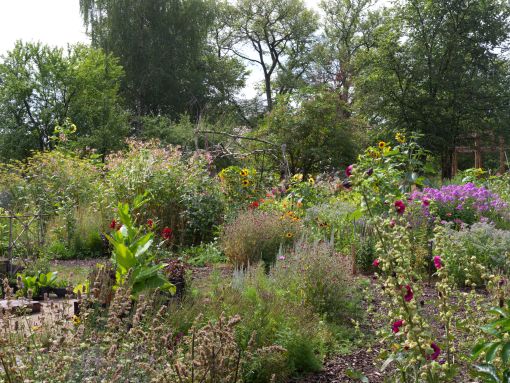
0, 212, 47, 274
452, 134, 508, 176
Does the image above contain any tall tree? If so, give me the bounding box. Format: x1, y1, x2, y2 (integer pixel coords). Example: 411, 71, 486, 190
0, 42, 127, 160
80, 0, 246, 119
221, 0, 318, 111
355, 0, 510, 177
312, 0, 381, 104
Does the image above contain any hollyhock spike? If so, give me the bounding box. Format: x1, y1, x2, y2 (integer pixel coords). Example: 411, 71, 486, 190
404, 285, 414, 302
433, 256, 442, 269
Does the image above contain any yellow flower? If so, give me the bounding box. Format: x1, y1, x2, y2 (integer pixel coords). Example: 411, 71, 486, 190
395, 132, 406, 143
292, 173, 303, 182
296, 200, 303, 208
72, 315, 81, 326
241, 179, 250, 187
31, 325, 41, 332
378, 141, 386, 149
308, 177, 315, 186
240, 168, 249, 177
285, 232, 294, 239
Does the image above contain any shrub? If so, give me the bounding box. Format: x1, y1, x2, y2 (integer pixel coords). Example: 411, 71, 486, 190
220, 210, 301, 270
441, 222, 510, 286
106, 140, 225, 246
182, 240, 225, 266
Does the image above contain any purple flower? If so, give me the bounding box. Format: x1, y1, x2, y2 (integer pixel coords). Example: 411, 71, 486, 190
428, 343, 441, 361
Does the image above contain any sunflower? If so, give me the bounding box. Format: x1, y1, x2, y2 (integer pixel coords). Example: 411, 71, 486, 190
285, 232, 294, 239
378, 141, 386, 149
292, 173, 303, 182
308, 177, 315, 186
395, 132, 406, 143
241, 179, 250, 187
72, 315, 81, 326
240, 168, 249, 177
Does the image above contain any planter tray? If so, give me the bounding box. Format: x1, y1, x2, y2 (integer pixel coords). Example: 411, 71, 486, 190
0, 299, 41, 315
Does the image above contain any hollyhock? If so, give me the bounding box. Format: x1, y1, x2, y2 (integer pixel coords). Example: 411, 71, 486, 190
249, 200, 260, 209
373, 259, 380, 267
404, 285, 414, 302
392, 319, 404, 333
162, 227, 173, 240
109, 219, 117, 229
428, 343, 441, 360
345, 164, 354, 177
147, 219, 154, 228
394, 200, 406, 215
433, 256, 442, 269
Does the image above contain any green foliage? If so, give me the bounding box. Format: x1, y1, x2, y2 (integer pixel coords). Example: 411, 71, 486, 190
441, 222, 510, 287
182, 241, 225, 267
472, 301, 510, 382
0, 41, 127, 159
18, 271, 59, 298
80, 0, 246, 118
107, 202, 175, 296
106, 141, 226, 246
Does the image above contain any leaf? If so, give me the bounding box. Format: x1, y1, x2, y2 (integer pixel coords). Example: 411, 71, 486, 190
473, 364, 500, 383
381, 356, 394, 371
503, 369, 510, 383
486, 343, 502, 363
472, 342, 488, 358
345, 369, 369, 382
502, 342, 510, 365
490, 307, 509, 318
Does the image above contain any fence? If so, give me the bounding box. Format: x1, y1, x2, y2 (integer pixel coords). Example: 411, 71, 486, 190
0, 212, 47, 271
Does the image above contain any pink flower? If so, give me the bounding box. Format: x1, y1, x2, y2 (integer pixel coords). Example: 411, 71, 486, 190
433, 256, 442, 269
345, 165, 354, 177
428, 343, 441, 360
392, 319, 404, 333
278, 256, 286, 261
162, 227, 173, 240
373, 259, 380, 267
394, 200, 406, 215
422, 198, 430, 207
404, 285, 414, 302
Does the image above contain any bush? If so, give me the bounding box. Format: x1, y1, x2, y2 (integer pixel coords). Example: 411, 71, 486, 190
182, 240, 225, 266
106, 140, 225, 246
220, 210, 301, 270
441, 222, 510, 286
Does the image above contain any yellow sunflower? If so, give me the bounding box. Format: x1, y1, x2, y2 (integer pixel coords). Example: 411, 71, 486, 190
395, 133, 406, 143
378, 141, 386, 149
308, 177, 315, 186
240, 168, 249, 177
285, 232, 294, 239
241, 179, 250, 187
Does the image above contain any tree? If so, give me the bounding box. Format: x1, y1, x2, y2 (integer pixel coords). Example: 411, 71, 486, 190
355, 0, 510, 177
222, 0, 318, 111
0, 41, 127, 160
80, 0, 247, 119
259, 88, 359, 176
312, 0, 381, 105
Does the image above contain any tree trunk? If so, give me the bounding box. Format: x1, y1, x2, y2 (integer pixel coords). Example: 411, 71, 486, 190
441, 149, 454, 179
264, 74, 273, 111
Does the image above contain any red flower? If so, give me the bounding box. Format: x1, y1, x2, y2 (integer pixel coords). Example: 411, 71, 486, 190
394, 200, 406, 215
373, 259, 380, 267
162, 227, 173, 240
147, 219, 154, 228
392, 319, 404, 333
345, 164, 354, 177
109, 219, 117, 229
428, 343, 441, 360
404, 285, 414, 302
433, 256, 442, 269
249, 200, 260, 209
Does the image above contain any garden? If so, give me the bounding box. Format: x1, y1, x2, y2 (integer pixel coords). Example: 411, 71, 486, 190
0, 133, 509, 383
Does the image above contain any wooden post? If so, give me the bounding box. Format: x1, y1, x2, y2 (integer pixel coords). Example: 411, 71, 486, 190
451, 150, 458, 177
499, 136, 506, 174
474, 134, 482, 169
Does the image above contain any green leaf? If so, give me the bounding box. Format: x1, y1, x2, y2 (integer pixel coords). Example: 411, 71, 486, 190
472, 342, 488, 358
502, 342, 510, 365
474, 364, 501, 383
490, 307, 509, 318
486, 343, 502, 363
345, 369, 369, 382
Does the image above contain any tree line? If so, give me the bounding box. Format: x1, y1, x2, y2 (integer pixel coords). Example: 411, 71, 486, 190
0, 0, 509, 177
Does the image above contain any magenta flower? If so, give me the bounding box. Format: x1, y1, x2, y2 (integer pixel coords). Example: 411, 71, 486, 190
395, 200, 406, 215
392, 319, 404, 333
428, 343, 441, 360
404, 285, 414, 302
422, 198, 430, 207
345, 164, 354, 177
373, 259, 380, 267
433, 256, 442, 269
